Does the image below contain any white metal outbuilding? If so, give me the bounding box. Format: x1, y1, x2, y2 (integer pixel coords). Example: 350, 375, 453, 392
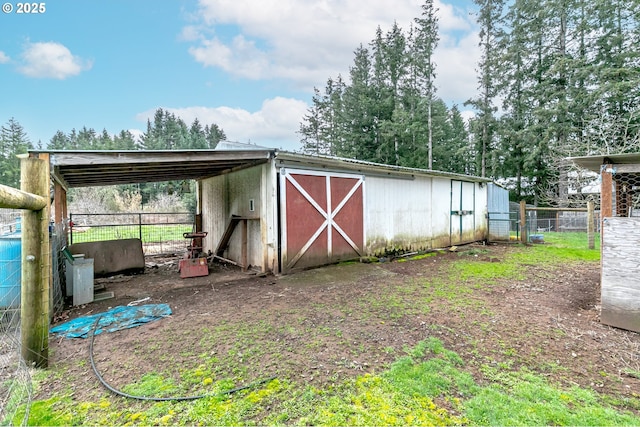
201, 152, 491, 273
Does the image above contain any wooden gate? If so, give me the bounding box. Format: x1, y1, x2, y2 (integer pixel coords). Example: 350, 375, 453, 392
280, 169, 364, 271
450, 180, 476, 245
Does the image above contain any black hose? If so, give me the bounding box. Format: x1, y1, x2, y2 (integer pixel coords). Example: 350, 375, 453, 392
88, 316, 276, 402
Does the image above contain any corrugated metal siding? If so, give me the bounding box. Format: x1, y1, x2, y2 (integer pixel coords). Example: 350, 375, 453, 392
474, 183, 488, 241
487, 183, 510, 241
364, 176, 488, 254
365, 175, 435, 254
601, 217, 640, 333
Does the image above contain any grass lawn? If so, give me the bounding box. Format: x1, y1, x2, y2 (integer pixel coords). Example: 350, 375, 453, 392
6, 232, 640, 426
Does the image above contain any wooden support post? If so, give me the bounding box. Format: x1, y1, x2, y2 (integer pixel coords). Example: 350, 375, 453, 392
600, 163, 613, 252
20, 157, 50, 368
587, 201, 595, 250
241, 219, 248, 271
601, 165, 613, 218
519, 200, 527, 243
53, 181, 68, 246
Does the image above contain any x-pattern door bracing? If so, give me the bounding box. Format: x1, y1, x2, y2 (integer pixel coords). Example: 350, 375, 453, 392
281, 169, 364, 271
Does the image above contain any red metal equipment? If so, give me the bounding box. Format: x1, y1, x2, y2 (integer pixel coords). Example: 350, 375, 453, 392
178, 231, 209, 279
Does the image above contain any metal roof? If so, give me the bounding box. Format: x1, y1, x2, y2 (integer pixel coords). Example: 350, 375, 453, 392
31, 149, 276, 188
275, 152, 492, 182
30, 148, 491, 188
568, 153, 640, 173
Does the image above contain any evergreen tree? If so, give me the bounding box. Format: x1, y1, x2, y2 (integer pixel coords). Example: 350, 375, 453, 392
342, 45, 378, 161
204, 123, 225, 148
298, 87, 326, 155
0, 118, 33, 188
49, 130, 70, 149
466, 0, 504, 178
413, 0, 439, 169
189, 118, 208, 149
113, 130, 138, 150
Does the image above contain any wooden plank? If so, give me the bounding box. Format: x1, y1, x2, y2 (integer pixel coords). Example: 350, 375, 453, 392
601, 167, 613, 218
93, 291, 115, 302
213, 255, 239, 266
524, 207, 587, 212
215, 216, 242, 257
610, 164, 640, 174
587, 201, 595, 250
241, 219, 248, 271
601, 217, 640, 333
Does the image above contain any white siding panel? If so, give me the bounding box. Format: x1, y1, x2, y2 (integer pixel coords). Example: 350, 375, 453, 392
431, 178, 452, 245
601, 217, 640, 333
474, 183, 488, 241
365, 175, 453, 254
200, 165, 265, 270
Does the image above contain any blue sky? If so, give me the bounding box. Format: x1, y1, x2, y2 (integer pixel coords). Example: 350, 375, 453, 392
0, 0, 479, 152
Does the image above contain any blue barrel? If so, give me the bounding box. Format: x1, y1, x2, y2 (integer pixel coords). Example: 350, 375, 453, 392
0, 233, 21, 309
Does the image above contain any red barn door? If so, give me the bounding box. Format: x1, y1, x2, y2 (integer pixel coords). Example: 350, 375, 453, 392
280, 169, 364, 271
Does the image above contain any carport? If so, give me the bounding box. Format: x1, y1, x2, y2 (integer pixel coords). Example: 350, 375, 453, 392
37, 149, 276, 227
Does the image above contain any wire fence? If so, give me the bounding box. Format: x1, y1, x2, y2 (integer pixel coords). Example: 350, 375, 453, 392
489, 204, 600, 249
0, 209, 30, 427
69, 212, 196, 255
1, 210, 196, 425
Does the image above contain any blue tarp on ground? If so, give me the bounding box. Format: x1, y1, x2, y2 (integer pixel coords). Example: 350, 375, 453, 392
50, 304, 172, 339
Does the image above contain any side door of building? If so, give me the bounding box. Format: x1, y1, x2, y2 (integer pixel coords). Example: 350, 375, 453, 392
450, 180, 476, 245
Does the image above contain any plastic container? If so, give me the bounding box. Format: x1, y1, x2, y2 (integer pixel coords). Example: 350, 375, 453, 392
530, 234, 544, 244
0, 233, 21, 309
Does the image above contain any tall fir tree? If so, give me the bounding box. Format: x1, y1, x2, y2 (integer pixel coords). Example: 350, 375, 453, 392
413, 0, 439, 169
466, 0, 504, 178
0, 118, 33, 188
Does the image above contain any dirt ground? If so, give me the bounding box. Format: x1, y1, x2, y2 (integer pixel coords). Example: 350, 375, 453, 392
42, 243, 640, 409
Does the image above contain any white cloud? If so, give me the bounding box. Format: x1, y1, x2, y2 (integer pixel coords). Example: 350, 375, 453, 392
185, 0, 480, 101
18, 41, 92, 79
136, 97, 309, 151
434, 30, 480, 103
0, 51, 9, 64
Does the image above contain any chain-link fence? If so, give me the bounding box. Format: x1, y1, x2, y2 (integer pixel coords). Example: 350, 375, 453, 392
69, 212, 195, 255
0, 209, 31, 426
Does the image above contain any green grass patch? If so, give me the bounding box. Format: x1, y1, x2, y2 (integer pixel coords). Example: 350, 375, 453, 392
469, 365, 639, 426
269, 339, 640, 426
71, 224, 192, 244
450, 259, 523, 284
398, 252, 440, 262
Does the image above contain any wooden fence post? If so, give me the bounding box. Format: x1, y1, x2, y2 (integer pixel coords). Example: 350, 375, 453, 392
587, 201, 595, 250
20, 157, 50, 368
520, 200, 527, 243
